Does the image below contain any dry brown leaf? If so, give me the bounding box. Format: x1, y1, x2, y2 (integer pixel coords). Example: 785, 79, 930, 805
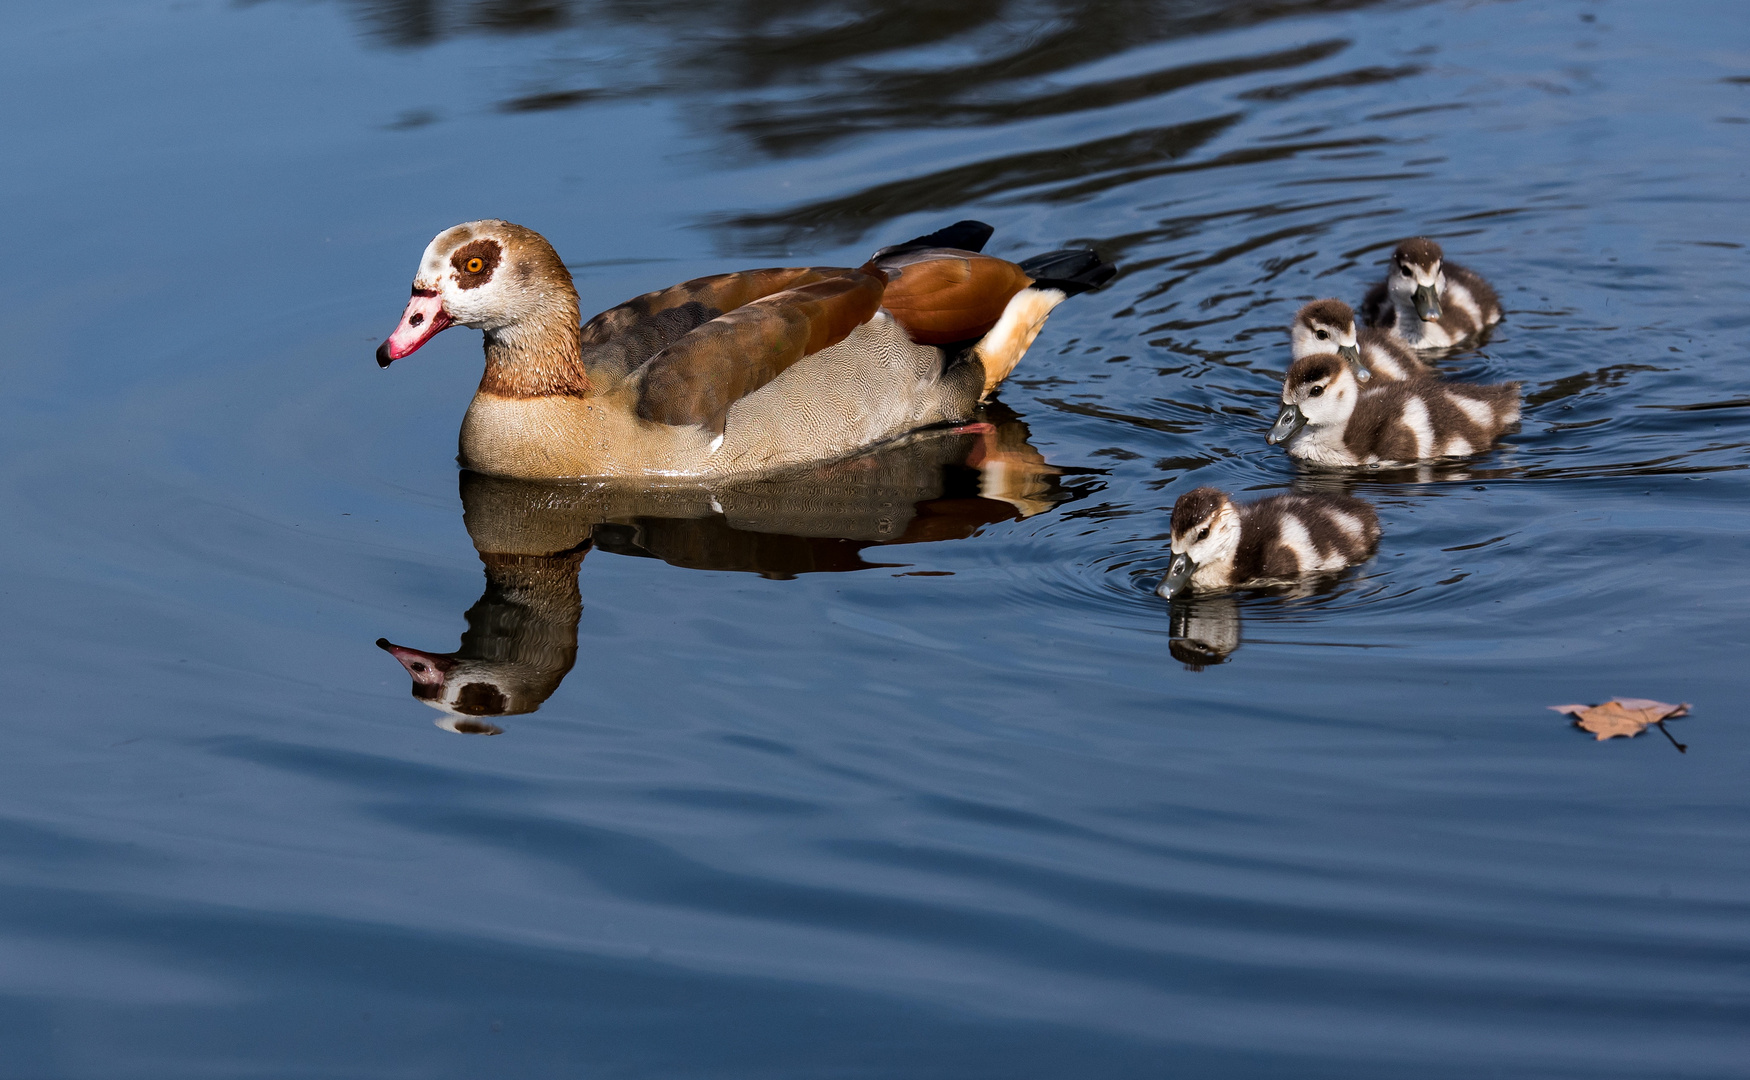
1549, 698, 1690, 741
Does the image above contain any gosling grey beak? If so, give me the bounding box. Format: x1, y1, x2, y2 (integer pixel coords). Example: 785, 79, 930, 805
1413, 284, 1442, 322
1155, 552, 1196, 599
1267, 402, 1306, 445
1337, 343, 1371, 382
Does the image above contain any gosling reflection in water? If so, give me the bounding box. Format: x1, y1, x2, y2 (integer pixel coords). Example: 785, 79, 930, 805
1167, 595, 1241, 671
379, 414, 1066, 731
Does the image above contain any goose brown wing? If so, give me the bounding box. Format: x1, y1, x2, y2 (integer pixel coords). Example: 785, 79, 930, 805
579, 267, 855, 388
631, 266, 887, 433
875, 249, 1034, 346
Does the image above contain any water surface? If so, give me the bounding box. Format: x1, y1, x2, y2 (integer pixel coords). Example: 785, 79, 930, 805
1, 0, 1748, 1075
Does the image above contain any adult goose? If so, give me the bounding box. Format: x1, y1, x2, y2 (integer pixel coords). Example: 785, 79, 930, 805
377, 219, 1114, 479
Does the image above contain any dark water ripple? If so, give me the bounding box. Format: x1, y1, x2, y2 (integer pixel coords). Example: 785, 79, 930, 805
1, 0, 1748, 1076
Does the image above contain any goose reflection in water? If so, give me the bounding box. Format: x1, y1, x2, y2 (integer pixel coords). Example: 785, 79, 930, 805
379, 412, 1069, 731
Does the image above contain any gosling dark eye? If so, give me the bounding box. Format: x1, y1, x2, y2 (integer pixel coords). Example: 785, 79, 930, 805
1197, 527, 1210, 541
1400, 266, 1412, 277
1315, 329, 1328, 340
1309, 385, 1325, 397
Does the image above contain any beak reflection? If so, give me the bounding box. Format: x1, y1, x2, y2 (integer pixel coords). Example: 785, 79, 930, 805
1166, 594, 1241, 670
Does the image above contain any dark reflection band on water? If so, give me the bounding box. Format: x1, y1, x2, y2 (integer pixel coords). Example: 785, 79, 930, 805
326, 0, 1422, 246
378, 409, 1074, 729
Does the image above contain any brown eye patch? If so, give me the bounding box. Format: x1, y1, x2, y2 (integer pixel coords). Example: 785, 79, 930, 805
451, 239, 502, 289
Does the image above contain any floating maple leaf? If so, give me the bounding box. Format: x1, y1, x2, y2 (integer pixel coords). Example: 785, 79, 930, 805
1549, 698, 1690, 746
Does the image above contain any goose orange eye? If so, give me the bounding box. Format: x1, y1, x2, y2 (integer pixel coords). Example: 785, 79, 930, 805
465, 257, 485, 274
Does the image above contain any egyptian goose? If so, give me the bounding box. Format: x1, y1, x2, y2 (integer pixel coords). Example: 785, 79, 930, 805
1358, 237, 1502, 350
1155, 486, 1381, 599
377, 219, 1114, 479
1291, 298, 1433, 382
1266, 353, 1521, 467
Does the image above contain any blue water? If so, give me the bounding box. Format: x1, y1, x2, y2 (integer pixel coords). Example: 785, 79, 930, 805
1, 0, 1747, 1075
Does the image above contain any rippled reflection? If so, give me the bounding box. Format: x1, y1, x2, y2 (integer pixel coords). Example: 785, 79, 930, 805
1165, 593, 1240, 669
380, 412, 1069, 728
1156, 565, 1386, 669
327, 0, 1406, 244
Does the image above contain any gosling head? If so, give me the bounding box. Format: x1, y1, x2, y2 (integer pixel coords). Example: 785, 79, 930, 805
1155, 486, 1243, 600
377, 219, 574, 366
1385, 237, 1445, 323
1267, 353, 1359, 446
1291, 298, 1369, 381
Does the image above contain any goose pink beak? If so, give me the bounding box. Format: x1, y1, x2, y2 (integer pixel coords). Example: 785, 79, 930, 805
377, 290, 452, 367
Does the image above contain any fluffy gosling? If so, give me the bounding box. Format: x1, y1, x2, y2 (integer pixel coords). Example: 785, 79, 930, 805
1292, 298, 1433, 382
1359, 237, 1502, 350
1267, 353, 1520, 467
1156, 486, 1381, 599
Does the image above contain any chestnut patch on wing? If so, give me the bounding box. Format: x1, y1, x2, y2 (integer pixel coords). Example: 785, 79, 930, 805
878, 250, 1032, 345
452, 238, 503, 290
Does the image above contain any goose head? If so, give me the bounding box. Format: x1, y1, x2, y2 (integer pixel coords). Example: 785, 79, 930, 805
1384, 237, 1445, 322
1291, 298, 1369, 380
377, 219, 576, 366
1155, 486, 1242, 599
1269, 352, 1359, 446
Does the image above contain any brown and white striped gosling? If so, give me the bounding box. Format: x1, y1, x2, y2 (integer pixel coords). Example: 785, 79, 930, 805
377, 219, 1113, 480
1267, 353, 1521, 467
1155, 486, 1380, 599
1292, 298, 1433, 382
1359, 238, 1502, 350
